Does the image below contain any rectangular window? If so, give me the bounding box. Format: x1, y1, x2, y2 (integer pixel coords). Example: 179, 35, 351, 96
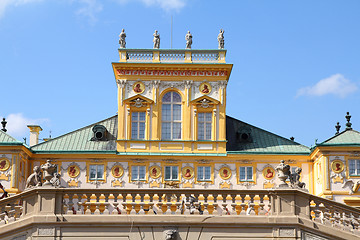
198, 112, 212, 140
197, 166, 211, 181
239, 166, 253, 181
164, 166, 179, 181
89, 165, 104, 180
349, 160, 360, 176
131, 112, 146, 139
131, 165, 146, 181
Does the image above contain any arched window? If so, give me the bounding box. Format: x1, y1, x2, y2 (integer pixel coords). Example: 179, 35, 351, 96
161, 91, 182, 140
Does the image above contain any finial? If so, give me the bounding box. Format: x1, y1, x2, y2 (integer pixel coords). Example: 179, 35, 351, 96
345, 112, 352, 130
290, 136, 294, 141
335, 122, 341, 135
1, 118, 7, 132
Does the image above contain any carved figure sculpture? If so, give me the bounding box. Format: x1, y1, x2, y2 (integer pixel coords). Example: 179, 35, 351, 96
275, 160, 290, 187
25, 166, 42, 189
153, 30, 160, 49
41, 160, 56, 186
119, 29, 126, 48
185, 31, 192, 49
50, 172, 61, 188
164, 229, 177, 240
289, 167, 306, 189
134, 83, 142, 93
217, 29, 225, 49
202, 84, 210, 93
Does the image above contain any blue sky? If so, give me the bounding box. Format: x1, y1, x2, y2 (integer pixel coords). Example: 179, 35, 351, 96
1, 0, 359, 147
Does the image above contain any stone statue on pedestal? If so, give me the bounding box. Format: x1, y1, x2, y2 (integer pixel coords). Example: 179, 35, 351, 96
289, 167, 306, 189
275, 160, 290, 188
217, 29, 225, 49
153, 30, 160, 49
185, 31, 192, 49
119, 29, 126, 48
41, 160, 56, 186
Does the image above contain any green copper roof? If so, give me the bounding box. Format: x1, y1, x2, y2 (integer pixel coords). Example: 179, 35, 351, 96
318, 129, 360, 146
31, 116, 117, 152
0, 130, 22, 144
226, 116, 310, 155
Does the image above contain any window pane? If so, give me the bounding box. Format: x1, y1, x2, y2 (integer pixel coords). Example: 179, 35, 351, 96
131, 122, 138, 139
350, 160, 356, 175
205, 113, 212, 121
165, 166, 171, 180
132, 112, 138, 121
162, 104, 171, 121
198, 122, 204, 140
172, 166, 178, 180
90, 165, 97, 179
172, 92, 181, 102
356, 160, 360, 175
139, 122, 145, 139
198, 166, 204, 180
163, 92, 172, 102
205, 167, 211, 180
139, 112, 146, 121
206, 123, 212, 140
162, 123, 171, 139
139, 166, 146, 180
97, 165, 104, 179
247, 167, 253, 180
173, 104, 182, 120
132, 166, 139, 180
240, 167, 245, 180
173, 122, 182, 139
198, 112, 204, 120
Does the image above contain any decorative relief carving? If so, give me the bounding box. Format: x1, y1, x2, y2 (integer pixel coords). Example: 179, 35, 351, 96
219, 180, 231, 189
116, 79, 127, 88
184, 80, 193, 89
0, 158, 10, 171
116, 69, 228, 77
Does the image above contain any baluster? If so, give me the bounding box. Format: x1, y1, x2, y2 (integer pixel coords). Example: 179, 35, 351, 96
239, 194, 246, 215
246, 195, 255, 216
67, 193, 74, 214
5, 206, 13, 223
138, 203, 145, 214
258, 194, 266, 215
103, 193, 110, 214
84, 194, 92, 214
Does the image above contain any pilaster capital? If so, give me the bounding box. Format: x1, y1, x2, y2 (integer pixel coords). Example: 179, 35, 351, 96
184, 80, 193, 89
117, 79, 127, 88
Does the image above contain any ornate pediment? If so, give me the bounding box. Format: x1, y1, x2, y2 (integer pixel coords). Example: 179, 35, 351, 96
190, 95, 220, 108
123, 94, 154, 108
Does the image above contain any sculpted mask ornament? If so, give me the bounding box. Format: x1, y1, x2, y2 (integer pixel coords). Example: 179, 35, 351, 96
149, 166, 161, 179
111, 165, 124, 178
182, 166, 194, 180
331, 160, 344, 174
133, 82, 145, 94
0, 158, 10, 171
67, 165, 80, 178
219, 167, 231, 180
199, 82, 211, 94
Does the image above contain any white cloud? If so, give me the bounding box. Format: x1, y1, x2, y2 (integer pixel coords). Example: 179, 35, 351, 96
0, 0, 43, 18
1, 113, 49, 139
115, 0, 186, 12
296, 74, 358, 98
75, 0, 103, 23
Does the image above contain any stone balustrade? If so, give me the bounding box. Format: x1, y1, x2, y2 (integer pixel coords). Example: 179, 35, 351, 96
0, 188, 360, 239
118, 49, 226, 63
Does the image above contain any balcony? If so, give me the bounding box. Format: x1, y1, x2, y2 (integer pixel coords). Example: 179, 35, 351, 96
118, 49, 227, 64
0, 188, 360, 239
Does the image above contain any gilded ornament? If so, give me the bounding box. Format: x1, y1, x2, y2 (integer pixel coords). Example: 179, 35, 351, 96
219, 167, 231, 180
0, 158, 10, 171
111, 165, 124, 178
331, 160, 344, 174
199, 82, 211, 94
133, 81, 145, 94
67, 165, 80, 178
149, 166, 161, 179
182, 166, 194, 180
262, 167, 275, 180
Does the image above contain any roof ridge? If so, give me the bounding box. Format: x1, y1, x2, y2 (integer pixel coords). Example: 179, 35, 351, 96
31, 115, 117, 148
226, 115, 309, 149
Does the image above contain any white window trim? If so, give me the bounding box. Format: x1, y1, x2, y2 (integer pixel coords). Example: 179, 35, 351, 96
162, 92, 182, 140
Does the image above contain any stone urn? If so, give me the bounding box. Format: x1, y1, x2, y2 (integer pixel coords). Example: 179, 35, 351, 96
275, 160, 290, 188
41, 160, 56, 186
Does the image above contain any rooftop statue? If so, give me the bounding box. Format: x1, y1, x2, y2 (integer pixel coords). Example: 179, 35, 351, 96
119, 29, 126, 48
185, 31, 192, 49
153, 30, 160, 49
217, 29, 225, 49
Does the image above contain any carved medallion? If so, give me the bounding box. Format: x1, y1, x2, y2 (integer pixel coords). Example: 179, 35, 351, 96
219, 167, 231, 180
67, 165, 80, 178
133, 81, 145, 94
111, 165, 124, 178
149, 166, 161, 179
199, 82, 211, 95
182, 166, 194, 180
262, 167, 275, 180
0, 158, 10, 171
331, 160, 344, 174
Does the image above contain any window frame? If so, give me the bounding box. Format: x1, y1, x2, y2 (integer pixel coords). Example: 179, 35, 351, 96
161, 91, 182, 140
195, 165, 213, 183
130, 164, 147, 182
162, 163, 181, 183
236, 163, 256, 184
348, 159, 360, 177
197, 112, 212, 140
131, 111, 146, 140
86, 162, 106, 183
